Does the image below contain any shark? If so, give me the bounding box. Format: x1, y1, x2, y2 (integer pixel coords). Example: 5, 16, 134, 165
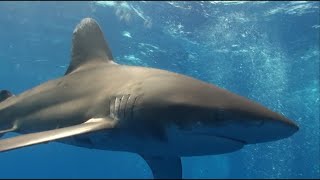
0, 18, 299, 179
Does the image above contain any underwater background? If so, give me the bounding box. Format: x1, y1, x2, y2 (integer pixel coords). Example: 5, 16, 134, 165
0, 1, 319, 179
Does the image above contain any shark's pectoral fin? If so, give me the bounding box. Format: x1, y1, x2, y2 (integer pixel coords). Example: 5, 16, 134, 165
141, 155, 182, 179
0, 117, 116, 152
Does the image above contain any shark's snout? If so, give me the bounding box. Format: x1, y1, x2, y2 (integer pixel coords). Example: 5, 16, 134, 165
133, 74, 299, 145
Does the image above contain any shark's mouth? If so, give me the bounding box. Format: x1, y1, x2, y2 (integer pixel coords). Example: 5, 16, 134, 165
190, 132, 248, 144
167, 124, 248, 145
165, 125, 246, 156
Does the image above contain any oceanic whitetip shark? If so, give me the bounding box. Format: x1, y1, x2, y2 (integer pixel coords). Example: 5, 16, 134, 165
0, 18, 299, 179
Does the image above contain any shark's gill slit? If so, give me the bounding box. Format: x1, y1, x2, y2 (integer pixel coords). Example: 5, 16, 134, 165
131, 96, 139, 121
123, 94, 131, 119
118, 95, 125, 119
118, 95, 124, 119
114, 97, 120, 119
110, 97, 116, 119
108, 98, 111, 116
121, 94, 130, 120
124, 94, 131, 121
119, 96, 123, 118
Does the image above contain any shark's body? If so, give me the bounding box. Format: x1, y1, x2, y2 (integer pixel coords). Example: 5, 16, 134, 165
0, 18, 299, 179
1, 63, 245, 157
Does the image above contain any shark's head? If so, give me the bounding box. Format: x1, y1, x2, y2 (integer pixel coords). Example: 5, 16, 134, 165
129, 71, 299, 146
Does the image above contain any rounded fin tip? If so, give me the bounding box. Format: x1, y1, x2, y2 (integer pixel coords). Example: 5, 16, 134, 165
73, 17, 98, 34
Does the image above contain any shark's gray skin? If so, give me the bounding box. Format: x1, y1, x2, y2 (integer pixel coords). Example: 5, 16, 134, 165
0, 18, 299, 179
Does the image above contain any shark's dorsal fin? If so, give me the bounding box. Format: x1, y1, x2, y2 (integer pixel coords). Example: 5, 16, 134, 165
65, 18, 114, 75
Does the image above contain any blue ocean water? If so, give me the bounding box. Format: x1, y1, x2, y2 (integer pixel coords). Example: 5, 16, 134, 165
0, 1, 319, 178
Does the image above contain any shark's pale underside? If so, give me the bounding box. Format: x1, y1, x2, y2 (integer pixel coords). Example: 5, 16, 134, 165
0, 18, 299, 179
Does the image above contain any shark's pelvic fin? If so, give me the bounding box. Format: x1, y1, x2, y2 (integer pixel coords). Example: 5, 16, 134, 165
0, 90, 14, 102
0, 117, 116, 152
141, 155, 182, 179
65, 18, 115, 75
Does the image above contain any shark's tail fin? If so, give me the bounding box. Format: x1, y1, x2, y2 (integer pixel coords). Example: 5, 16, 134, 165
0, 90, 13, 103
